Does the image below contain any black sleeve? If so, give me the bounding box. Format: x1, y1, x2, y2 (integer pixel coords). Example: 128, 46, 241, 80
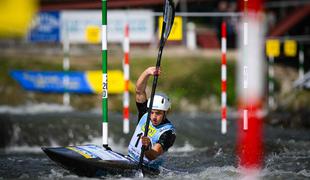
136, 101, 148, 121
157, 130, 176, 152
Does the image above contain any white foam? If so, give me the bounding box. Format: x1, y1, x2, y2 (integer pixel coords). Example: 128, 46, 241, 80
0, 103, 74, 114
89, 107, 102, 115
4, 145, 42, 153
3, 136, 64, 154
239, 168, 261, 180
298, 169, 310, 177
260, 168, 307, 179
169, 141, 196, 153
162, 166, 240, 180
48, 169, 67, 179
201, 166, 240, 179
2, 136, 128, 155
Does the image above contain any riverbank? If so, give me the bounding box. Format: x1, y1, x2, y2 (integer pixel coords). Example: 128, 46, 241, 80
0, 44, 237, 112
0, 44, 309, 128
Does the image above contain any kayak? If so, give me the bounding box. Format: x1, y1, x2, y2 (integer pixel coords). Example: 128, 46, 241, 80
42, 144, 160, 177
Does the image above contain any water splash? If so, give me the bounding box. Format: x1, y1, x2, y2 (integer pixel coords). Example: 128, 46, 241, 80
0, 103, 74, 114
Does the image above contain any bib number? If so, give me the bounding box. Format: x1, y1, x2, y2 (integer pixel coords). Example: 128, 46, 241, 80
135, 133, 143, 147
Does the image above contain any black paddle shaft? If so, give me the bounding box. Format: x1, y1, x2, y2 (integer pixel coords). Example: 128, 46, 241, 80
138, 41, 165, 169
138, 0, 175, 169
142, 35, 166, 137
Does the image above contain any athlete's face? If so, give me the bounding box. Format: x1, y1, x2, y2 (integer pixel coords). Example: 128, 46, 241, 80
150, 109, 165, 126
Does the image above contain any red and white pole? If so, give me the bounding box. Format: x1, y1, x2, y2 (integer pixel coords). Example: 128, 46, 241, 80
123, 23, 130, 134
237, 0, 265, 178
221, 21, 227, 135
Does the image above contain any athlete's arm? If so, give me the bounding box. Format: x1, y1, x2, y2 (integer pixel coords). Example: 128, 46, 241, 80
141, 130, 176, 160
144, 143, 164, 160
141, 137, 164, 160
135, 67, 161, 103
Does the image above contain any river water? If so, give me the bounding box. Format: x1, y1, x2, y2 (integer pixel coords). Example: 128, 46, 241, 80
0, 104, 309, 179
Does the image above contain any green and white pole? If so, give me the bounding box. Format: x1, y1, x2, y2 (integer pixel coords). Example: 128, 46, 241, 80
102, 0, 108, 147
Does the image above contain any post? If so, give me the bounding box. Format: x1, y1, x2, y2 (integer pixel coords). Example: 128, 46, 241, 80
180, 0, 188, 46
243, 0, 249, 131
266, 39, 279, 110
221, 21, 227, 134
237, 0, 264, 177
268, 56, 275, 109
63, 24, 70, 106
187, 22, 197, 50
299, 45, 304, 80
123, 23, 130, 134
102, 0, 108, 147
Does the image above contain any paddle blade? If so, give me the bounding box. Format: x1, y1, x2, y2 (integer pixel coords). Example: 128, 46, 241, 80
162, 0, 175, 40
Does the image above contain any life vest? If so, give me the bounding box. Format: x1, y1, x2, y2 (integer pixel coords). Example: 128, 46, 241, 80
128, 113, 175, 163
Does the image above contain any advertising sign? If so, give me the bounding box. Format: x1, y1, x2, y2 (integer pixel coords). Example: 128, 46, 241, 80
61, 10, 154, 43
284, 40, 297, 57
108, 10, 154, 43
85, 25, 101, 44
266, 39, 280, 57
11, 70, 92, 93
10, 70, 134, 94
158, 16, 183, 41
29, 11, 60, 42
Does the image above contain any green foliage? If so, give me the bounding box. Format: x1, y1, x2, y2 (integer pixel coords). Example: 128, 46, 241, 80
168, 59, 236, 106
0, 56, 64, 105
0, 54, 237, 111
127, 56, 237, 109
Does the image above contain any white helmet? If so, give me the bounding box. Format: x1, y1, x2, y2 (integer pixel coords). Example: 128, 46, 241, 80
147, 93, 171, 111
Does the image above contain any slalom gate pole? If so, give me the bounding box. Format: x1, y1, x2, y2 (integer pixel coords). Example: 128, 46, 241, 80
221, 21, 227, 135
298, 44, 304, 80
102, 0, 109, 147
123, 23, 130, 134
63, 24, 70, 106
242, 0, 249, 131
268, 55, 275, 109
237, 0, 264, 177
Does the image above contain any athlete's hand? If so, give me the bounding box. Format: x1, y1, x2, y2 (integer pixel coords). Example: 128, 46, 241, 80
141, 136, 151, 149
145, 67, 161, 76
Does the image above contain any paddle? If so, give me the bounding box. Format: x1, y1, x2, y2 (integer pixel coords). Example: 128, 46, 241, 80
138, 0, 176, 170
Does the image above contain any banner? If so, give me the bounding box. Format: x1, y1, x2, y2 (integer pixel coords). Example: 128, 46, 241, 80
61, 10, 154, 43
284, 40, 297, 57
266, 39, 280, 57
158, 16, 183, 41
11, 70, 134, 94
28, 11, 61, 42
107, 10, 154, 43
